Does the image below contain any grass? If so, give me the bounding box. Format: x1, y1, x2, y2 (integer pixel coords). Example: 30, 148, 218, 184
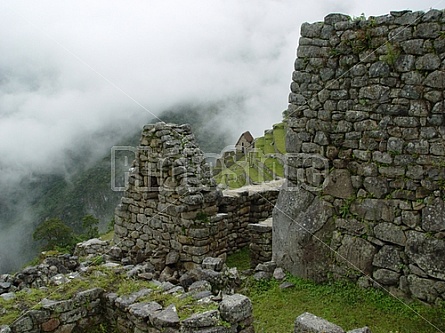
272, 123, 286, 154
226, 250, 445, 333
263, 132, 275, 154
263, 157, 284, 178
0, 264, 217, 327
226, 247, 251, 271
99, 230, 114, 242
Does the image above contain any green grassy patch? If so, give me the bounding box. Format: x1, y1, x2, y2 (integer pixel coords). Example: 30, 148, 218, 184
244, 277, 445, 333
272, 123, 286, 154
226, 247, 251, 271
254, 137, 265, 151
263, 157, 284, 178
100, 230, 114, 242
0, 265, 218, 327
263, 131, 275, 154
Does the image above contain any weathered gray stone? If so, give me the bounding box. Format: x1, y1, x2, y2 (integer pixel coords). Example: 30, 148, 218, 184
351, 199, 394, 222
129, 301, 162, 321
280, 281, 296, 289
336, 236, 376, 275
394, 55, 415, 72
323, 169, 354, 199
413, 22, 440, 38
424, 70, 445, 88
415, 54, 441, 70
0, 293, 15, 301
406, 231, 445, 281
115, 289, 152, 310
294, 312, 344, 333
152, 304, 180, 327
324, 13, 350, 25
335, 219, 365, 236
363, 177, 389, 199
273, 268, 286, 280
373, 269, 400, 285
372, 245, 402, 272
219, 294, 252, 324
273, 186, 334, 282
301, 22, 324, 38
202, 257, 224, 272
374, 223, 406, 246
422, 198, 445, 232
0, 326, 11, 333
408, 275, 437, 302
369, 61, 390, 77
182, 310, 220, 328
10, 316, 33, 332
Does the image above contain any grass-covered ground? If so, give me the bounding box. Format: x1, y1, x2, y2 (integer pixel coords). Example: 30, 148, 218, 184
227, 248, 445, 333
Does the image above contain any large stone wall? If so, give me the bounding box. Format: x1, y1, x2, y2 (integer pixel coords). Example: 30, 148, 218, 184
274, 9, 445, 304
114, 123, 280, 271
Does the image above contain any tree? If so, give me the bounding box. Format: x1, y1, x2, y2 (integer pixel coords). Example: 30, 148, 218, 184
81, 214, 99, 239
33, 218, 74, 251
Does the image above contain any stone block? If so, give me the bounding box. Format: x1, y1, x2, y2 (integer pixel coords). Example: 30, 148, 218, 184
336, 235, 376, 275
182, 310, 220, 328
374, 223, 406, 246
422, 198, 445, 232
219, 294, 252, 324
373, 245, 402, 272
202, 257, 224, 272
152, 304, 180, 327
294, 312, 344, 333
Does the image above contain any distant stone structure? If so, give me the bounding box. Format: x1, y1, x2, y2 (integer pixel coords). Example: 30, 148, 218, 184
274, 9, 445, 304
235, 131, 254, 154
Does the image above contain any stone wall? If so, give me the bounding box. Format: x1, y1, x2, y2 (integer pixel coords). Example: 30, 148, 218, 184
1, 254, 255, 333
220, 184, 280, 254
248, 218, 273, 268
114, 123, 225, 270
274, 9, 445, 304
2, 288, 254, 333
114, 123, 280, 271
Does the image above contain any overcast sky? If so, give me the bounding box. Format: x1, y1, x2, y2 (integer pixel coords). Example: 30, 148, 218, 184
0, 0, 444, 180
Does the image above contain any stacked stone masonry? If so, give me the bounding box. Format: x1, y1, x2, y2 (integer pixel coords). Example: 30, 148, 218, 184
114, 122, 279, 271
0, 255, 372, 333
249, 218, 273, 268
273, 9, 445, 304
2, 288, 254, 333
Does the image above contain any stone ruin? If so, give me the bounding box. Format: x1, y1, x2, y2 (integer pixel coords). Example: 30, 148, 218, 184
113, 122, 279, 273
0, 252, 370, 333
274, 9, 445, 304
114, 123, 223, 270
114, 9, 445, 305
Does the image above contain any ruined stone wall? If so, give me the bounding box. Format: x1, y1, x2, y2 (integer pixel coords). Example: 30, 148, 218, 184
220, 187, 279, 254
248, 218, 273, 268
114, 123, 280, 271
114, 123, 225, 270
2, 288, 254, 333
274, 9, 445, 304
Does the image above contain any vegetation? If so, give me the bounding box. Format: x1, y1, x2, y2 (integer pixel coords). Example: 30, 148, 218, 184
0, 264, 217, 327
226, 247, 251, 271
81, 214, 100, 239
227, 250, 445, 333
214, 122, 286, 189
32, 217, 75, 251
32, 214, 103, 252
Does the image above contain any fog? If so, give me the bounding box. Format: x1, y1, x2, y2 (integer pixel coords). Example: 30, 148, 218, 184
0, 0, 442, 272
